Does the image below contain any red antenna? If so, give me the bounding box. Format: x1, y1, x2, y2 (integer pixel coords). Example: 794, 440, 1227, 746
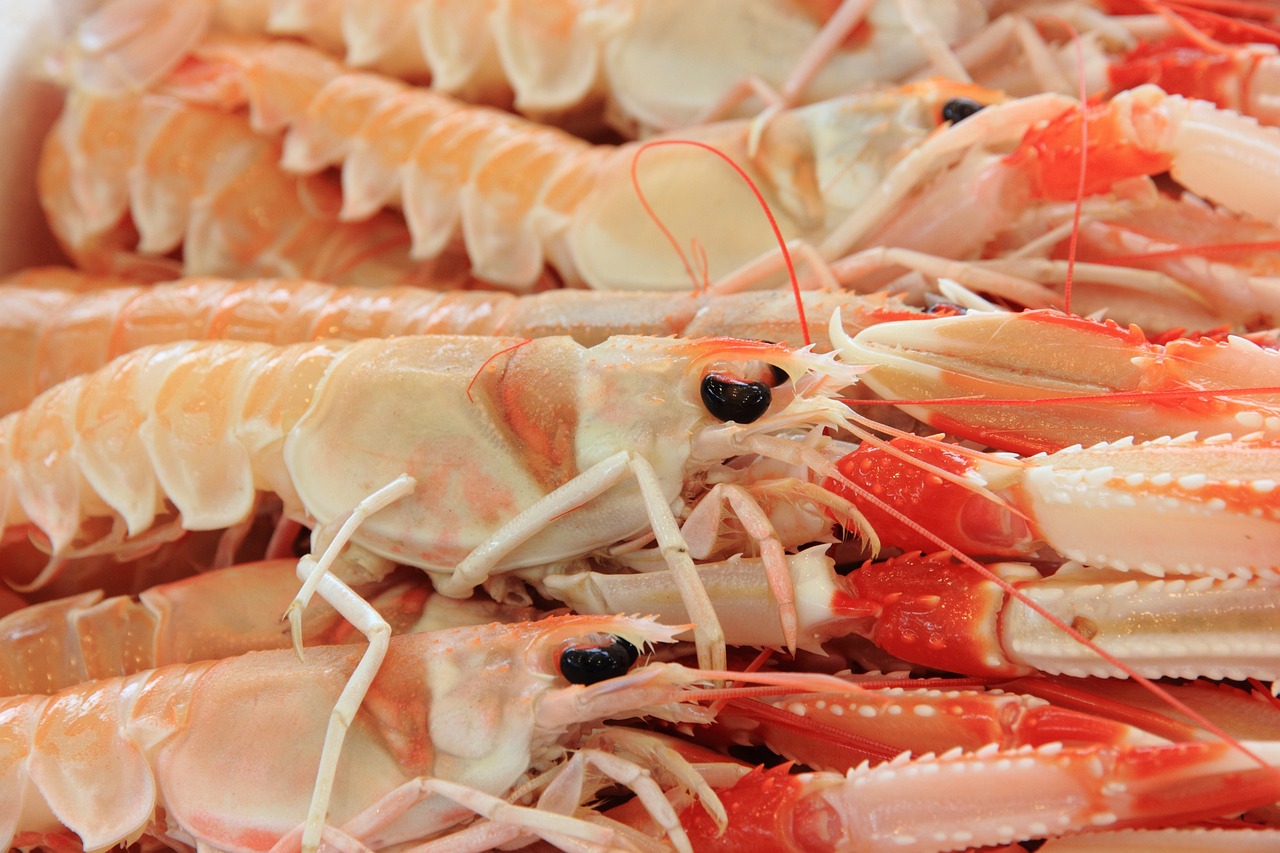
631, 139, 813, 347
1061, 18, 1090, 315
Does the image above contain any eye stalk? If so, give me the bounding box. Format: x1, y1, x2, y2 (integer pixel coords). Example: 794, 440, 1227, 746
941, 97, 985, 124
701, 374, 772, 423
558, 635, 641, 685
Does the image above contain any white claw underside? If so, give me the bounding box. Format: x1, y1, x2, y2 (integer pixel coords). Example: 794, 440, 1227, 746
822, 740, 1280, 853
1002, 566, 1280, 680
827, 743, 1102, 852
987, 435, 1280, 580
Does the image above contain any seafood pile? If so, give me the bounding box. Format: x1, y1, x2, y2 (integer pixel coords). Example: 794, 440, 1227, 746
5, 0, 1280, 851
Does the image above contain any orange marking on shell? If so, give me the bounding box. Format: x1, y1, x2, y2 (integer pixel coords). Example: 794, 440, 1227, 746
1109, 38, 1243, 105
1010, 102, 1174, 200
1027, 310, 1150, 345
841, 553, 1020, 677
825, 439, 1034, 556
678, 765, 804, 853
1105, 446, 1280, 518
494, 342, 579, 492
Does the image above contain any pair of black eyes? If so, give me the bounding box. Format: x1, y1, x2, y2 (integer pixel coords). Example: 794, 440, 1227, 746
559, 635, 640, 685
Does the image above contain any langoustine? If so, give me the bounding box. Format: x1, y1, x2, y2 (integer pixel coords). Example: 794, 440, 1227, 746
0, 270, 938, 417
0, 559, 537, 696
0, 329, 879, 693
41, 35, 1006, 291
5, 570, 1278, 853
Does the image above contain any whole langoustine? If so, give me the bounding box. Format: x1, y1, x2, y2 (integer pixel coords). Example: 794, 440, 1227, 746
0, 332, 866, 670
88, 34, 1280, 302
47, 35, 1022, 291
0, 270, 938, 417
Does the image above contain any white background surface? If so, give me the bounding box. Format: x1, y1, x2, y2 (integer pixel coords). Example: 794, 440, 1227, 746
0, 0, 103, 274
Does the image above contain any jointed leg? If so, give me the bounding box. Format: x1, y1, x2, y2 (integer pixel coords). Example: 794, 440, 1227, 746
681, 482, 798, 653
284, 474, 417, 853
440, 451, 726, 670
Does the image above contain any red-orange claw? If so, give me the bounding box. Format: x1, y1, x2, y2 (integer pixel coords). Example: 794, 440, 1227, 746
1109, 39, 1245, 108
824, 438, 1035, 557
678, 765, 832, 853
1009, 98, 1174, 202
840, 309, 1280, 455
1004, 86, 1280, 226
839, 553, 1029, 678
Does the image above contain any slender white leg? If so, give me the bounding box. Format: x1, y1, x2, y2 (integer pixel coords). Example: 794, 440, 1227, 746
681, 483, 797, 653
829, 245, 1059, 305
688, 0, 875, 127
335, 777, 619, 852
288, 473, 417, 639
569, 749, 692, 853
709, 238, 840, 295
285, 474, 416, 853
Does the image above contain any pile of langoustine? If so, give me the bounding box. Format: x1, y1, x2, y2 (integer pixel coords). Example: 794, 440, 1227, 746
8, 0, 1280, 851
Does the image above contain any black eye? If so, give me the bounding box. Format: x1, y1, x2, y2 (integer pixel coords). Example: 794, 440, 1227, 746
941, 98, 984, 124
559, 635, 640, 685
701, 374, 772, 423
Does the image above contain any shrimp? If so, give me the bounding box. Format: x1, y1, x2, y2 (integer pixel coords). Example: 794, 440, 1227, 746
0, 612, 857, 853
59, 0, 995, 134
49, 36, 1017, 290
0, 272, 935, 417
69, 35, 1280, 297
